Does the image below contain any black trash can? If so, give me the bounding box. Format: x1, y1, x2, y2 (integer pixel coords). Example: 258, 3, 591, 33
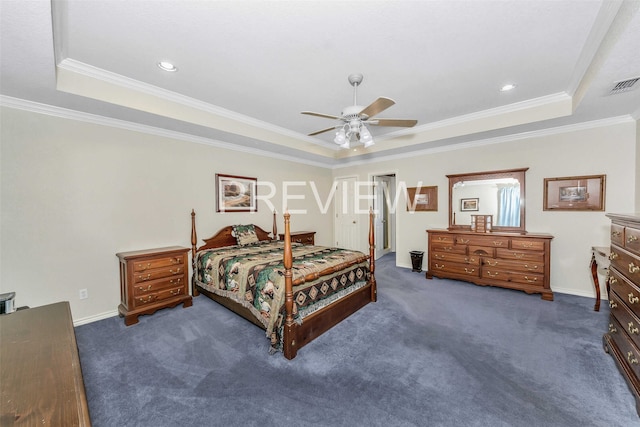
410, 251, 424, 272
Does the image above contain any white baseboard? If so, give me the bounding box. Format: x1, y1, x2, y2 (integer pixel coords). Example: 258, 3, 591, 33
73, 309, 119, 327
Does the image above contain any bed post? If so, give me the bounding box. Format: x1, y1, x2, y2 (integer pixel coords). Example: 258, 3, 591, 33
282, 211, 297, 360
369, 208, 377, 302
272, 210, 278, 240
191, 209, 200, 297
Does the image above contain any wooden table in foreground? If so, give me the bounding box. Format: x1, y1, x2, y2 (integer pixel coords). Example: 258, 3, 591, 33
0, 302, 91, 426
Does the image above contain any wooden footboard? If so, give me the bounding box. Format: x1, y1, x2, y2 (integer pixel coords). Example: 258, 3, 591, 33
190, 209, 376, 360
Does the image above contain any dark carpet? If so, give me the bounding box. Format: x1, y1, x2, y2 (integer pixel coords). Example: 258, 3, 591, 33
75, 253, 639, 426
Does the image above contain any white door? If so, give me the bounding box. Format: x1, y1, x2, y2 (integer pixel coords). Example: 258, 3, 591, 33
374, 175, 393, 259
334, 177, 359, 250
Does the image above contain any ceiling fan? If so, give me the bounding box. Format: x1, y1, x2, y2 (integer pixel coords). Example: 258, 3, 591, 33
302, 73, 418, 149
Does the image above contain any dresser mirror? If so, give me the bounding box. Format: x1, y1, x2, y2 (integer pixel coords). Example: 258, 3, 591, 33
447, 168, 528, 233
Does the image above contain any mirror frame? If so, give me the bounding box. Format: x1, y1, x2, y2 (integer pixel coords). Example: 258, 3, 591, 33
447, 167, 528, 233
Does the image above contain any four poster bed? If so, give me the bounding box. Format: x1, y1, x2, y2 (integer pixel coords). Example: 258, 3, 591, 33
190, 210, 377, 359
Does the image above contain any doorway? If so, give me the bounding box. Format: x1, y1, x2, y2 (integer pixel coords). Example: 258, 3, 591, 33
372, 173, 397, 260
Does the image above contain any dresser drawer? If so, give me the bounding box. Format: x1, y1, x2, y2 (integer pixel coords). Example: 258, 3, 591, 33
510, 238, 545, 251
430, 234, 455, 245
482, 268, 544, 287
610, 245, 640, 283
609, 291, 640, 349
133, 275, 186, 296
134, 255, 184, 272
133, 265, 185, 283
133, 286, 185, 308
495, 248, 545, 263
608, 314, 640, 379
454, 235, 510, 248
469, 246, 495, 257
609, 267, 640, 317
625, 226, 640, 255
482, 257, 544, 274
432, 252, 480, 265
611, 223, 625, 247
430, 244, 467, 255
430, 261, 480, 277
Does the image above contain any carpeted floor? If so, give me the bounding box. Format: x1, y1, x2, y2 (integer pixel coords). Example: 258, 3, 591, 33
76, 253, 640, 426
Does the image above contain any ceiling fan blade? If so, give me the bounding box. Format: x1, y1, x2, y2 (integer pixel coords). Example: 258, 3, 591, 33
368, 118, 418, 127
308, 126, 337, 136
359, 97, 395, 118
301, 111, 341, 120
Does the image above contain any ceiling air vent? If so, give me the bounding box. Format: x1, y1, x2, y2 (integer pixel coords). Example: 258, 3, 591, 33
609, 77, 639, 95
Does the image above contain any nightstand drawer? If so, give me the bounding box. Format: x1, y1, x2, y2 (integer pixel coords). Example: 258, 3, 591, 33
279, 231, 315, 245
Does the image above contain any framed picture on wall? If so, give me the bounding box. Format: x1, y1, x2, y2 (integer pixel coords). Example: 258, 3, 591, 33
543, 174, 606, 211
216, 173, 257, 212
406, 186, 438, 211
460, 198, 479, 211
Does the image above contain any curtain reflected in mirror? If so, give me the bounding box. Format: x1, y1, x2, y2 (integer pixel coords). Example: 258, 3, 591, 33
497, 184, 520, 227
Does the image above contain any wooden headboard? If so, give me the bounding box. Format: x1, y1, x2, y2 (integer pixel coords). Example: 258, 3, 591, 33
191, 210, 277, 252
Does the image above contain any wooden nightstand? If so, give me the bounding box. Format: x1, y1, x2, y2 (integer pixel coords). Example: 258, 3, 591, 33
279, 231, 316, 245
116, 246, 192, 325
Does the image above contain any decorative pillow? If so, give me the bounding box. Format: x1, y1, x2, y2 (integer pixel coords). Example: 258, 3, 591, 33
233, 224, 259, 246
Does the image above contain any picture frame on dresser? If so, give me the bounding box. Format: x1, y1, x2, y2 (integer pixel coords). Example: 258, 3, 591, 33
543, 174, 605, 211
216, 173, 257, 212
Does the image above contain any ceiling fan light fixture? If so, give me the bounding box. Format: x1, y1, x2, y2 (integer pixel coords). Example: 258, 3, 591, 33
334, 128, 346, 145
359, 125, 374, 147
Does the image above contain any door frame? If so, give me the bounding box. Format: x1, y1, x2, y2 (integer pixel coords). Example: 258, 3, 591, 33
369, 171, 398, 259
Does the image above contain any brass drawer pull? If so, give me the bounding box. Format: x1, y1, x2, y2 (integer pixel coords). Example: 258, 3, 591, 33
170, 257, 181, 264
434, 263, 445, 269
629, 263, 640, 274
628, 235, 639, 243
513, 252, 525, 259
464, 268, 475, 274
629, 293, 639, 304
609, 277, 618, 286
609, 252, 619, 260
486, 271, 499, 277
434, 254, 444, 259
169, 268, 183, 275
628, 351, 639, 365
138, 274, 151, 281
170, 289, 182, 296
628, 322, 639, 335
137, 295, 155, 304
458, 239, 469, 244
524, 276, 537, 283
493, 241, 504, 246
609, 300, 618, 309
170, 278, 182, 284
486, 260, 498, 267
520, 242, 534, 248
443, 246, 453, 252
137, 284, 152, 292
524, 264, 538, 270
612, 231, 621, 237
609, 323, 618, 333
137, 262, 152, 271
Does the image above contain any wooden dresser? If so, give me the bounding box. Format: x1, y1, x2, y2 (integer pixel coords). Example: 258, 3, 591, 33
0, 302, 91, 425
426, 229, 554, 300
278, 231, 315, 245
117, 246, 192, 326
603, 213, 640, 415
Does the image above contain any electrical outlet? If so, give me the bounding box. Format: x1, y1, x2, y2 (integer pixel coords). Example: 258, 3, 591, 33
79, 288, 88, 300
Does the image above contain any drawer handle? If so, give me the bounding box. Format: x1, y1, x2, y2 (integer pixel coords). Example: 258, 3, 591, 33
464, 268, 475, 274
458, 239, 469, 244
464, 257, 475, 263
486, 271, 499, 277
170, 278, 182, 284
443, 246, 453, 252
137, 284, 152, 292
170, 289, 182, 296
520, 242, 533, 248
434, 263, 445, 269
493, 241, 504, 246
628, 351, 639, 365
628, 235, 639, 243
609, 323, 618, 333
628, 322, 639, 335
612, 231, 621, 237
486, 260, 498, 267
437, 236, 447, 242
513, 252, 525, 259
524, 276, 537, 283
434, 254, 444, 259
609, 276, 618, 286
137, 295, 155, 304
609, 252, 619, 260
138, 274, 151, 281
170, 257, 181, 264
137, 262, 152, 271
169, 268, 182, 275
629, 293, 639, 304
630, 263, 640, 274
524, 264, 538, 271
609, 300, 618, 309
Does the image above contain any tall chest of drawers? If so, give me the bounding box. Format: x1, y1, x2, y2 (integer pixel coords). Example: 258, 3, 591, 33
604, 213, 640, 415
426, 229, 554, 300
117, 246, 192, 325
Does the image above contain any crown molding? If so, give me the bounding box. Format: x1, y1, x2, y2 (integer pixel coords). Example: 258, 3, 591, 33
333, 115, 635, 169
0, 95, 334, 169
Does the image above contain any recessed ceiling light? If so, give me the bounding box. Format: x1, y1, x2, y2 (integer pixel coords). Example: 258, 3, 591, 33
157, 61, 177, 72
500, 83, 516, 92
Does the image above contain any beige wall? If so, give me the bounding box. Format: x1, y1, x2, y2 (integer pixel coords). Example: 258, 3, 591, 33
333, 120, 637, 299
0, 107, 333, 323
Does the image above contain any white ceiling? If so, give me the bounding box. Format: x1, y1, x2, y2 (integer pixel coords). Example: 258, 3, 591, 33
1, 0, 639, 167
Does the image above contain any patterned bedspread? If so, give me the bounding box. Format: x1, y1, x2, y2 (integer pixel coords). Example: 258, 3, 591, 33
195, 241, 370, 350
